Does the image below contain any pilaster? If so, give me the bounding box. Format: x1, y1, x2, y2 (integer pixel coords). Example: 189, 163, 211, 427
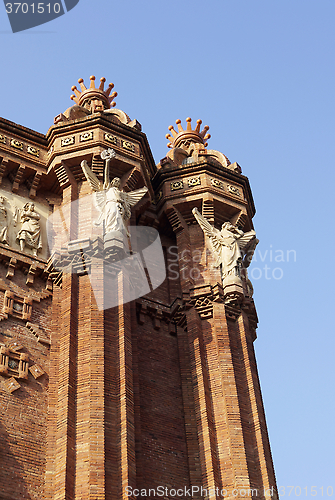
155, 150, 278, 499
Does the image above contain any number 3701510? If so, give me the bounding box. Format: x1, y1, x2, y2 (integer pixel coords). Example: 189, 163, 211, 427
278, 486, 333, 497
5, 3, 62, 14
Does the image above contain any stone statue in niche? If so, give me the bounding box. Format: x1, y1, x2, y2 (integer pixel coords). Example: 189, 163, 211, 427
192, 208, 259, 296
81, 148, 148, 252
14, 202, 42, 256
0, 196, 9, 245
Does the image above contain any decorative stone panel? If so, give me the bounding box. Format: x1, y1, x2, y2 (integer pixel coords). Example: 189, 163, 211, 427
187, 176, 201, 188
171, 180, 183, 191
29, 364, 45, 379
121, 139, 135, 152
80, 131, 93, 142
3, 291, 32, 321
61, 136, 75, 147
105, 132, 118, 145
0, 345, 29, 379
1, 376, 21, 393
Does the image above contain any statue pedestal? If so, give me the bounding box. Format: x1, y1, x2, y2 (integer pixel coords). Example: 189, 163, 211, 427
104, 230, 129, 261
222, 274, 244, 304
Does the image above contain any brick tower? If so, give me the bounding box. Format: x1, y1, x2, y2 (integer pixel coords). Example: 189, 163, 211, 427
0, 76, 278, 500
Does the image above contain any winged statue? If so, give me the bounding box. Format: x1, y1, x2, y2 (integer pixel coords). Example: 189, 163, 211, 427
81, 152, 148, 237
192, 207, 259, 279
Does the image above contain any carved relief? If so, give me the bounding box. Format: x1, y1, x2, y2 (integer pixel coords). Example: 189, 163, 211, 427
192, 296, 213, 319
188, 176, 201, 188
121, 140, 135, 153
0, 196, 9, 245
27, 145, 40, 157
211, 178, 224, 189
14, 202, 42, 256
10, 139, 23, 150
154, 190, 163, 204
105, 133, 118, 145
171, 180, 183, 191
1, 134, 43, 159
0, 190, 48, 258
80, 131, 93, 142
61, 136, 75, 147
227, 184, 241, 196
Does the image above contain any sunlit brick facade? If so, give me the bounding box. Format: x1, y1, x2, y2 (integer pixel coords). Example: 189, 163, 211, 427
0, 77, 278, 500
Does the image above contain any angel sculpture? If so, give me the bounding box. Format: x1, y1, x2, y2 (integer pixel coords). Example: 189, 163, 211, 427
192, 208, 259, 280
81, 151, 148, 238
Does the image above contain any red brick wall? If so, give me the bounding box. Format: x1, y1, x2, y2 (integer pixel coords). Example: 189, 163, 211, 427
0, 270, 51, 500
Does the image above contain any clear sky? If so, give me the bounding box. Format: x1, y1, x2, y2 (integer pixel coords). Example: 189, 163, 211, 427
1, 0, 334, 495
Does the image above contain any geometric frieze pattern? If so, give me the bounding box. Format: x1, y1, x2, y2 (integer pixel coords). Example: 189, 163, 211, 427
169, 175, 243, 198
58, 130, 138, 155
136, 283, 257, 327
0, 133, 41, 158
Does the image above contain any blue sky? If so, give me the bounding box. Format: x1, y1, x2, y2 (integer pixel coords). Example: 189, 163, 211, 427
1, 0, 334, 495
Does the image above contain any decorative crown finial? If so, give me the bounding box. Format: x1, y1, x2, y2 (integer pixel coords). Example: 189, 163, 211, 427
165, 117, 211, 149
70, 75, 118, 109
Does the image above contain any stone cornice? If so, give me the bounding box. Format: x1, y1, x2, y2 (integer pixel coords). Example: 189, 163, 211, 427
152, 158, 256, 217
46, 113, 157, 178
0, 117, 47, 147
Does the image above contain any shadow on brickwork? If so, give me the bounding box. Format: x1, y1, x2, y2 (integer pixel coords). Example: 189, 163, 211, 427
199, 317, 265, 492
0, 418, 33, 499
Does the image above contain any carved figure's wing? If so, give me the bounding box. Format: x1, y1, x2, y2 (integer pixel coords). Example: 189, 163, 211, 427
81, 160, 103, 192
237, 230, 257, 251
120, 187, 148, 221
238, 230, 259, 268
192, 208, 222, 256
121, 186, 148, 207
